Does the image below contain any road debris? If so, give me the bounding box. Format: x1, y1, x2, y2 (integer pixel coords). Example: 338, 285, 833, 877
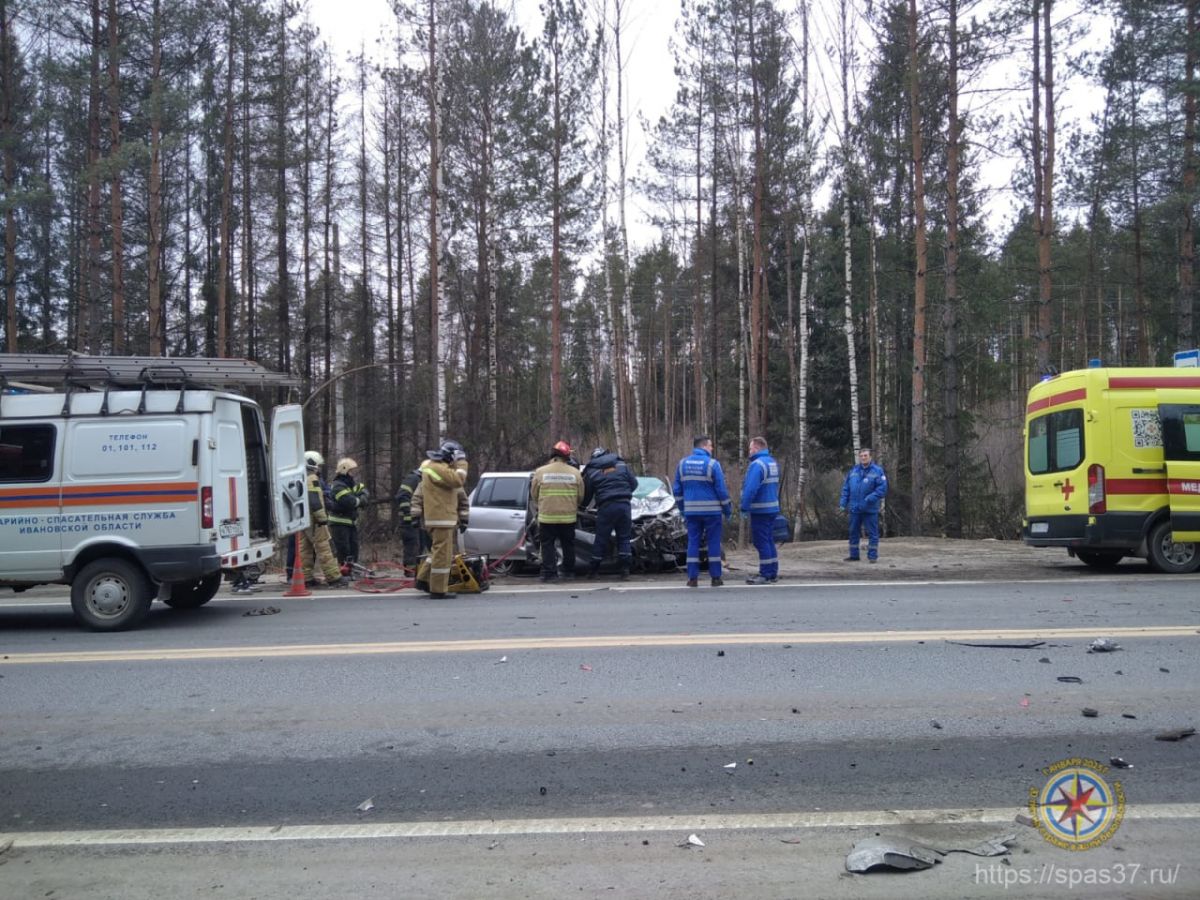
242, 606, 281, 617
1122, 713, 1137, 719
845, 832, 1014, 874
1057, 676, 1083, 684
948, 640, 1045, 649
717, 650, 725, 657
723, 762, 737, 770
1155, 727, 1196, 742
497, 656, 508, 664
680, 834, 705, 848
1014, 813, 1036, 828
930, 720, 943, 730
1081, 708, 1099, 717
1110, 757, 1133, 769
579, 664, 593, 672
1087, 638, 1121, 653
1038, 657, 1051, 663
1020, 697, 1030, 708
356, 798, 374, 813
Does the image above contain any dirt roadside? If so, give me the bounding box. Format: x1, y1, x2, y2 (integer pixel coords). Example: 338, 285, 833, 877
719, 537, 1134, 582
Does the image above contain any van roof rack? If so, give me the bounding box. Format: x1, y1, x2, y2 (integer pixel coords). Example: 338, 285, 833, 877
0, 353, 301, 390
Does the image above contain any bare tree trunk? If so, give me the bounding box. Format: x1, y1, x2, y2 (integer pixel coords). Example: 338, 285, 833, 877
747, 0, 764, 436
908, 0, 927, 536
1182, 0, 1197, 349
598, 0, 623, 456
428, 0, 447, 440
840, 0, 861, 453
613, 0, 644, 468
275, 9, 290, 371
1033, 0, 1054, 373
942, 0, 961, 537
217, 0, 234, 358
147, 0, 163, 355
791, 0, 813, 541
81, 0, 102, 352
692, 52, 706, 430
107, 0, 125, 353
1, 0, 16, 351
322, 56, 335, 453
240, 11, 254, 359
549, 21, 564, 440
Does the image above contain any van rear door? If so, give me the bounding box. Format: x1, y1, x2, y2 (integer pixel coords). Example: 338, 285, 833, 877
1157, 390, 1200, 541
270, 404, 309, 538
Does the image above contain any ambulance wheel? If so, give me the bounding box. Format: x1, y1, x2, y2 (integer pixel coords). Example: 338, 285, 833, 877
71, 558, 154, 631
1074, 550, 1124, 569
1147, 520, 1200, 574
163, 572, 222, 609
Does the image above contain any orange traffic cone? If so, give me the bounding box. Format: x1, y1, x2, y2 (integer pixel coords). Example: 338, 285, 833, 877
283, 531, 312, 597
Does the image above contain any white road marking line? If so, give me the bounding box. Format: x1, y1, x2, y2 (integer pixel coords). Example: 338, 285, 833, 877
4, 804, 1198, 848
3, 624, 1197, 665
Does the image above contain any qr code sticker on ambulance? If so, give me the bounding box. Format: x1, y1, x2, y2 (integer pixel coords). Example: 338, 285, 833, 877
1131, 408, 1162, 449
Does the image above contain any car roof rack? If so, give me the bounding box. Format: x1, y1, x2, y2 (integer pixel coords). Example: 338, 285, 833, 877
0, 353, 301, 391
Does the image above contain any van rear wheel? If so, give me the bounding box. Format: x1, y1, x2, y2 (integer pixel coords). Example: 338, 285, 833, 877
163, 572, 222, 609
1075, 550, 1125, 569
1147, 520, 1200, 574
71, 558, 154, 631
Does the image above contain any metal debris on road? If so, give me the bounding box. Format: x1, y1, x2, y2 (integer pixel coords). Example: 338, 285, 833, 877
1057, 676, 1083, 684
845, 832, 1015, 874
948, 640, 1046, 649
682, 834, 705, 848
1160, 667, 1171, 673
497, 656, 508, 664
1110, 757, 1134, 768
723, 762, 737, 770
1087, 638, 1121, 653
1155, 727, 1196, 742
1122, 713, 1137, 719
242, 606, 281, 617
356, 798, 374, 813
1081, 708, 1099, 717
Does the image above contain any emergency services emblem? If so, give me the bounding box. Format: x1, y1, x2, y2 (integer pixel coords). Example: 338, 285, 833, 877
1029, 757, 1125, 851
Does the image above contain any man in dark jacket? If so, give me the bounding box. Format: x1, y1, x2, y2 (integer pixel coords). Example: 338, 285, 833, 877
839, 447, 888, 562
582, 447, 638, 580
394, 467, 428, 571
328, 457, 368, 566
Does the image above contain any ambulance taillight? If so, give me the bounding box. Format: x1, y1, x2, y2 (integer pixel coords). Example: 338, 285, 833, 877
1088, 464, 1106, 514
201, 486, 214, 528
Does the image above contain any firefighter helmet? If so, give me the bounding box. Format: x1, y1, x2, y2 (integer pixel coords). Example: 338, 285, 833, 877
336, 457, 359, 475
590, 447, 608, 460
304, 450, 324, 469
552, 440, 572, 458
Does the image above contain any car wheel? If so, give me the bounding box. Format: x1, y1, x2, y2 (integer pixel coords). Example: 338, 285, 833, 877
1147, 520, 1200, 574
163, 572, 223, 609
489, 558, 517, 577
71, 558, 154, 631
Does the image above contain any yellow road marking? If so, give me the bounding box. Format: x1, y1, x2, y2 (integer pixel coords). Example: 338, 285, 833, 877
2, 624, 1197, 665
3, 803, 1198, 847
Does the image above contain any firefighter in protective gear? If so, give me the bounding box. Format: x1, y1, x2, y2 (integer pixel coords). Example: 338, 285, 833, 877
740, 436, 781, 584
300, 451, 349, 587
531, 441, 585, 582
394, 467, 428, 570
412, 440, 469, 598
328, 457, 368, 566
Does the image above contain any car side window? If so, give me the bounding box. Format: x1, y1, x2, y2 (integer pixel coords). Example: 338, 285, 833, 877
483, 477, 527, 510
0, 423, 56, 483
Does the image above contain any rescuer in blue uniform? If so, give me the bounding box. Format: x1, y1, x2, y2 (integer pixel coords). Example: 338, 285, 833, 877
582, 447, 638, 580
740, 435, 781, 584
839, 447, 888, 562
673, 435, 732, 587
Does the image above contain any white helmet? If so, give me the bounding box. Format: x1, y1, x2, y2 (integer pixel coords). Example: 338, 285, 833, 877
336, 457, 359, 475
304, 450, 324, 469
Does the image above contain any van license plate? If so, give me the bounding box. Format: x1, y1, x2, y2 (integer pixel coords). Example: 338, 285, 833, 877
219, 521, 244, 538
1030, 522, 1049, 535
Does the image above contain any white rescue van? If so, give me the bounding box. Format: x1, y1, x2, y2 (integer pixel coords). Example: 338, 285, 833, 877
0, 354, 310, 630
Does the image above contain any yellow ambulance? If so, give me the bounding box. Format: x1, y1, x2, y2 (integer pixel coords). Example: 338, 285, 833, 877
1023, 366, 1200, 573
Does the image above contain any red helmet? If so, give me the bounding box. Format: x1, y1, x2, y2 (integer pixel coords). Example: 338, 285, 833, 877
552, 440, 572, 457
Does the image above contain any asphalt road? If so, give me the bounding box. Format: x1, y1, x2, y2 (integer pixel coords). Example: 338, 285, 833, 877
2, 571, 1199, 898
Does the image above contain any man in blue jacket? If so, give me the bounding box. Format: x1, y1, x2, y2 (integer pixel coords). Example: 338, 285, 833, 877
673, 435, 732, 587
839, 447, 888, 562
740, 436, 781, 584
582, 447, 638, 580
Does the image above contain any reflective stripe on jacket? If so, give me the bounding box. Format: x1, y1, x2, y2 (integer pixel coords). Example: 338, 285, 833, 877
740, 450, 781, 515
672, 448, 732, 518
532, 459, 585, 524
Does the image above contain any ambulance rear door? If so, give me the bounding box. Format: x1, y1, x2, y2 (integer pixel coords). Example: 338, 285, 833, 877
270, 404, 309, 539
1157, 389, 1200, 541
